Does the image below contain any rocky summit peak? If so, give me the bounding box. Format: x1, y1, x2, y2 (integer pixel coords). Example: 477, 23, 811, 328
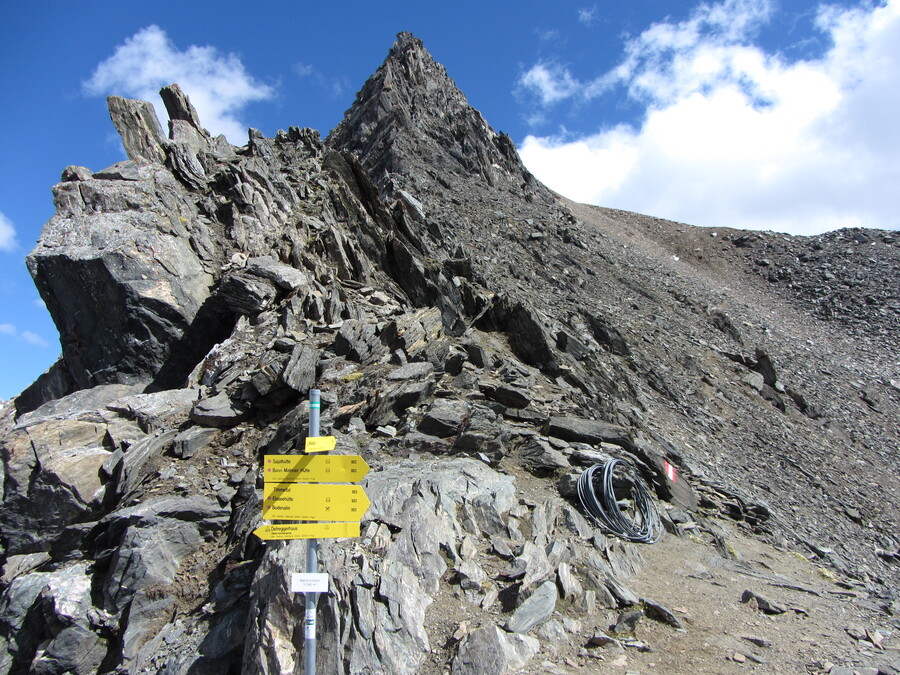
328, 32, 534, 197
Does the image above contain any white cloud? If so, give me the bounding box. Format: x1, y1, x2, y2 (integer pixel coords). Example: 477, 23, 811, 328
518, 0, 900, 235
519, 63, 584, 105
84, 25, 274, 144
293, 62, 315, 78
578, 6, 599, 26
21, 331, 50, 348
0, 322, 50, 347
0, 211, 18, 252
293, 62, 348, 99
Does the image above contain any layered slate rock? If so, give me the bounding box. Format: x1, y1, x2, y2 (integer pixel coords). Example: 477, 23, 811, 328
329, 32, 539, 196
27, 156, 215, 392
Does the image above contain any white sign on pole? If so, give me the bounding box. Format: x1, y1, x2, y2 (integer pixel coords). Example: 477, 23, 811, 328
291, 572, 330, 594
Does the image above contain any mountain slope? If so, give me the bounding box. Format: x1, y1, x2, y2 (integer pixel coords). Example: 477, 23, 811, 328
0, 32, 897, 674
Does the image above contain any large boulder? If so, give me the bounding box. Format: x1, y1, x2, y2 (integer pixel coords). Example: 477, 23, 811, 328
27, 156, 214, 390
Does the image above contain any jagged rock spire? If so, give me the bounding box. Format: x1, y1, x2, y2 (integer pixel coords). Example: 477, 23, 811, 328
328, 32, 533, 194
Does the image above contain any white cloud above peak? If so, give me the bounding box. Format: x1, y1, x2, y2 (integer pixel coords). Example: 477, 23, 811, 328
578, 6, 599, 27
0, 323, 49, 348
84, 25, 274, 144
0, 212, 18, 252
518, 0, 900, 235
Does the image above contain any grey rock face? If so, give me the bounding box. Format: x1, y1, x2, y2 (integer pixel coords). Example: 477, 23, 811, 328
452, 626, 540, 675
505, 579, 558, 633
546, 416, 633, 448
106, 96, 167, 163
27, 161, 215, 391
0, 418, 112, 554
190, 392, 250, 427
418, 398, 469, 437
329, 32, 538, 198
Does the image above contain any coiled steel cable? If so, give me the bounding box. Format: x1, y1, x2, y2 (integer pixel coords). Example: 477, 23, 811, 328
577, 459, 662, 544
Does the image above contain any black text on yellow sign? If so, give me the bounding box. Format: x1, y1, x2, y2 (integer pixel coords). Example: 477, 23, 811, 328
264, 454, 370, 483
262, 483, 371, 521
304, 436, 337, 453
253, 522, 360, 540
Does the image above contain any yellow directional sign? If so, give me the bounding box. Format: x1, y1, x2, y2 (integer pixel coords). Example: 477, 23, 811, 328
263, 483, 370, 521
304, 436, 337, 453
264, 454, 370, 483
253, 522, 360, 540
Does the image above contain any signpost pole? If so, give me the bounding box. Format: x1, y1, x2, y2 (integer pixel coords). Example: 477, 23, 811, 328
305, 389, 320, 675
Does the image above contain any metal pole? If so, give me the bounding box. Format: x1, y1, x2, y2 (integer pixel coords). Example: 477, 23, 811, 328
305, 389, 320, 675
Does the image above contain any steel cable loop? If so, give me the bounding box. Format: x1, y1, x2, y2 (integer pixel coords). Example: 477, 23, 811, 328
576, 459, 662, 544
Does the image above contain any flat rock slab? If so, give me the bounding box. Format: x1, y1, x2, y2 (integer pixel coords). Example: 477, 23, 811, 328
505, 580, 557, 633
741, 589, 786, 614
107, 388, 199, 428
642, 598, 686, 631
190, 393, 250, 427
388, 361, 434, 381
17, 384, 144, 428
546, 416, 632, 447
418, 398, 469, 438
452, 626, 540, 675
245, 256, 308, 291
173, 427, 219, 459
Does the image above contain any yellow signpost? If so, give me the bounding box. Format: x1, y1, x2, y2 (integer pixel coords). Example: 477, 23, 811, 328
264, 454, 370, 482
304, 436, 337, 453
253, 522, 360, 540
262, 483, 370, 521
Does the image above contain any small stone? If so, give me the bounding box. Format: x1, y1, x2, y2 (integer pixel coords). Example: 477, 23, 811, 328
536, 619, 567, 645
865, 628, 884, 648
587, 632, 621, 649
741, 590, 785, 614
732, 652, 747, 663
93, 160, 142, 180
61, 165, 93, 182
620, 639, 651, 652
612, 610, 644, 635
642, 598, 686, 631
491, 535, 514, 560
190, 393, 250, 428
845, 624, 867, 641
741, 635, 772, 648
418, 398, 468, 437
452, 625, 540, 674
458, 535, 478, 561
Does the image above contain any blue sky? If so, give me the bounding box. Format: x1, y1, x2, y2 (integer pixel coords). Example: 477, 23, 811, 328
1, 0, 896, 400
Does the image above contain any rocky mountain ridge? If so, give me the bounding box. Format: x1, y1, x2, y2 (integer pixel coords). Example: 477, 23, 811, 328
0, 31, 897, 674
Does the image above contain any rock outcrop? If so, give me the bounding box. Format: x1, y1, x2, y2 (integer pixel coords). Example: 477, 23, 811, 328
1, 32, 898, 674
